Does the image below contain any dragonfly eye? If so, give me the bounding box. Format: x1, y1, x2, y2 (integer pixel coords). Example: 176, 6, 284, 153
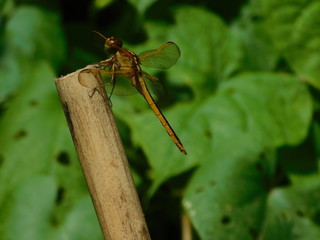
109, 37, 122, 47
105, 37, 122, 54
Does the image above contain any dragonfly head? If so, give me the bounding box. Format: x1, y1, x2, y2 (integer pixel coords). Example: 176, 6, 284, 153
105, 37, 122, 54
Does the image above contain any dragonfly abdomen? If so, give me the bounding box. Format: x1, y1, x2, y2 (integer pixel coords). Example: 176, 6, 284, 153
138, 78, 187, 154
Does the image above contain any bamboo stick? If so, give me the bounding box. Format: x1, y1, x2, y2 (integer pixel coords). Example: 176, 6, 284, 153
55, 69, 151, 240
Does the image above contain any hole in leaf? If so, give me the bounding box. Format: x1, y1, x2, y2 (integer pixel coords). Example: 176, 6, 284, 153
133, 107, 142, 114
204, 130, 212, 139
296, 210, 304, 217
251, 15, 263, 22
194, 186, 205, 193
0, 103, 6, 114
280, 212, 287, 220
0, 154, 4, 166
221, 215, 231, 225
209, 180, 216, 187
249, 227, 258, 239
57, 151, 70, 165
13, 129, 27, 140
50, 214, 58, 227
29, 99, 38, 106
55, 186, 65, 205
0, 94, 13, 113
259, 152, 268, 159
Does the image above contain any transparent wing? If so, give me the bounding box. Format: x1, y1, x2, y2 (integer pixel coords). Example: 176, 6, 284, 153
78, 68, 107, 89
141, 72, 166, 99
138, 42, 181, 69
78, 68, 137, 96
111, 73, 138, 96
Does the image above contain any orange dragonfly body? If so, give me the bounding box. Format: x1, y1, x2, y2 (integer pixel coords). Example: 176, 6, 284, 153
79, 31, 186, 154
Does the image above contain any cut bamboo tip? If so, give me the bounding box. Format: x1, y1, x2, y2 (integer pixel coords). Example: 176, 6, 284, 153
55, 69, 151, 240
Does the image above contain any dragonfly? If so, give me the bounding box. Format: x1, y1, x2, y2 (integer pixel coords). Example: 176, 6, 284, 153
79, 31, 187, 155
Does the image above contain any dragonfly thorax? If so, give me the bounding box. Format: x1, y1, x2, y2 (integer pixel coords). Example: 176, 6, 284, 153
115, 51, 141, 72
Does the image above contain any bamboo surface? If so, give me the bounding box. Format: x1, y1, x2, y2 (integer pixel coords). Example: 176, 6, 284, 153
55, 69, 151, 240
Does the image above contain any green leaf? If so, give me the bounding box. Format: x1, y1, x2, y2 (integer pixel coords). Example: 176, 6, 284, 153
220, 73, 312, 147
286, 2, 320, 88
1, 2, 319, 239
110, 7, 312, 202
0, 6, 66, 101
184, 153, 320, 239
0, 0, 15, 15
124, 72, 312, 194
247, 0, 320, 88
167, 6, 242, 98
54, 197, 103, 240
183, 138, 275, 240
0, 175, 57, 240
0, 176, 102, 240
232, 13, 279, 71
181, 72, 312, 239
0, 62, 98, 238
5, 6, 66, 68
128, 102, 195, 195
261, 176, 320, 240
94, 0, 114, 10
0, 48, 26, 101
129, 6, 242, 98
128, 0, 157, 15
0, 62, 61, 208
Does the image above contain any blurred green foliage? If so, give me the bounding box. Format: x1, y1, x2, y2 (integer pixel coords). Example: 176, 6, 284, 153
0, 0, 320, 239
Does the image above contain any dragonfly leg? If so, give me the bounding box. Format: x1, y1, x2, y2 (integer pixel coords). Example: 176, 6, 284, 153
88, 88, 98, 97
99, 58, 113, 69
107, 77, 116, 101
107, 64, 117, 100
88, 86, 103, 98
87, 86, 113, 107
88, 83, 108, 98
106, 94, 113, 107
